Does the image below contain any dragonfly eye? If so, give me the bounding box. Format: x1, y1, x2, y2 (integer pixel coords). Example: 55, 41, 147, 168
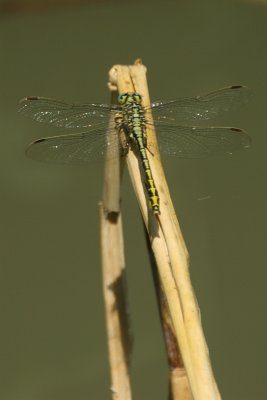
118, 93, 128, 104
133, 93, 142, 103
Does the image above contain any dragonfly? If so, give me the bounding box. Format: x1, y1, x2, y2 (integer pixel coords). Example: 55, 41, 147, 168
19, 85, 251, 214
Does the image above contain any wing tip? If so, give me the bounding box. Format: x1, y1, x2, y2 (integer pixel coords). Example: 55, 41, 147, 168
34, 138, 47, 144
230, 85, 244, 89
18, 96, 39, 103
18, 96, 41, 111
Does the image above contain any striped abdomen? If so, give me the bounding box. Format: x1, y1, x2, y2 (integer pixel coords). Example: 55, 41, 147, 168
135, 130, 160, 214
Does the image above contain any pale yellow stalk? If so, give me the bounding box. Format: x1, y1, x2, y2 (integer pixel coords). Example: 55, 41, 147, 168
100, 89, 132, 400
108, 60, 221, 400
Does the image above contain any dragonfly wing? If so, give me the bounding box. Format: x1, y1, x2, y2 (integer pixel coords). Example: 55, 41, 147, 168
148, 86, 250, 123
26, 125, 124, 164
19, 97, 120, 128
150, 123, 251, 158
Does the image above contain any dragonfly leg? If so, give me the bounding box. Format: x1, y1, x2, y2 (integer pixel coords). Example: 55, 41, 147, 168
121, 141, 130, 157
144, 136, 155, 157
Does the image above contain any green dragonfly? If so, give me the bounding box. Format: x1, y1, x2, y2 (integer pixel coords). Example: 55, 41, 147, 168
19, 85, 251, 214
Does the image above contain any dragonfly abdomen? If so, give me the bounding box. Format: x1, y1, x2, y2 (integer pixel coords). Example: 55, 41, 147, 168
131, 120, 160, 215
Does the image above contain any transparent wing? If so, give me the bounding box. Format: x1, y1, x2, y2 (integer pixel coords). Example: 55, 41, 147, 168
18, 96, 120, 128
150, 123, 251, 158
148, 86, 250, 123
25, 124, 125, 164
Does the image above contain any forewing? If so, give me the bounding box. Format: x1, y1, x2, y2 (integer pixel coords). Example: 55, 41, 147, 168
148, 86, 250, 123
19, 96, 120, 128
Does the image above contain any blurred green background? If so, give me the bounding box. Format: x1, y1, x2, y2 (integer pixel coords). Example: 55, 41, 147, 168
0, 0, 266, 399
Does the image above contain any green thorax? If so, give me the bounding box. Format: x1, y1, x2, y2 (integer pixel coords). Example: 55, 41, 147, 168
118, 92, 145, 132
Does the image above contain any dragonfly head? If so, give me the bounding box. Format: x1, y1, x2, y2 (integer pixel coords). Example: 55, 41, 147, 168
118, 92, 142, 105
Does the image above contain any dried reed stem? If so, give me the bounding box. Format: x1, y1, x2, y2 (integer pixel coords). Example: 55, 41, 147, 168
100, 90, 132, 400
108, 60, 221, 400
